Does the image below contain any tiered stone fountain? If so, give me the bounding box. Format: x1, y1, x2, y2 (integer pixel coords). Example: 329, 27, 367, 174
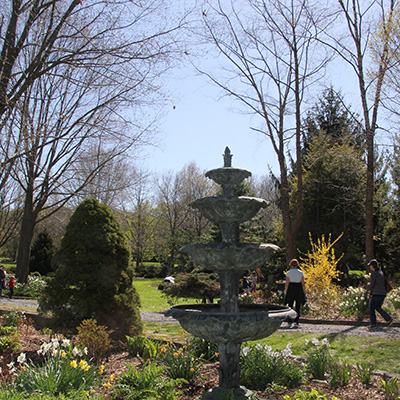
165, 148, 296, 400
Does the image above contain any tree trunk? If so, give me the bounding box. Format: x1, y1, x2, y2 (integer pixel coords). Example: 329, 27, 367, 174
15, 189, 36, 284
365, 129, 375, 262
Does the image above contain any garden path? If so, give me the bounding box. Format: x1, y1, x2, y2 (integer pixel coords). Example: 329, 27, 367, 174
2, 296, 400, 338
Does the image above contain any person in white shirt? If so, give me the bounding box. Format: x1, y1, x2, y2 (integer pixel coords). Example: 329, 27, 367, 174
284, 259, 306, 328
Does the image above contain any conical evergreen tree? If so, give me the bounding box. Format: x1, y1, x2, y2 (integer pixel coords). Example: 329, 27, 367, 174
39, 198, 142, 337
29, 229, 55, 276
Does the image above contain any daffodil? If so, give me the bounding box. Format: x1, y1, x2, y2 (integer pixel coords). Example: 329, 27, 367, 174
79, 360, 89, 371
70, 360, 78, 369
17, 353, 26, 364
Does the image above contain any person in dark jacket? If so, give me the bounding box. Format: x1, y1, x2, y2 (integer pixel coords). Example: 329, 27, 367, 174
284, 259, 307, 328
367, 259, 393, 328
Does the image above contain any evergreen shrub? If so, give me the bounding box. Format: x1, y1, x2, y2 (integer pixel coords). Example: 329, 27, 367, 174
39, 198, 142, 338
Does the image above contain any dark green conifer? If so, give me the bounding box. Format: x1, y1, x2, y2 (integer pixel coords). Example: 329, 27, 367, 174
39, 198, 142, 337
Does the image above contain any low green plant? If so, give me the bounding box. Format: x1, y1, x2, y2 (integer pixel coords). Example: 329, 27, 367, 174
0, 389, 103, 399
283, 389, 339, 399
305, 338, 333, 380
337, 286, 368, 317
381, 375, 399, 400
0, 325, 16, 336
355, 361, 374, 385
112, 361, 182, 400
387, 288, 400, 310
329, 362, 352, 387
126, 335, 159, 359
188, 336, 219, 361
159, 342, 201, 381
13, 338, 100, 395
240, 343, 304, 389
0, 333, 21, 354
77, 319, 112, 364
0, 311, 24, 327
14, 273, 47, 297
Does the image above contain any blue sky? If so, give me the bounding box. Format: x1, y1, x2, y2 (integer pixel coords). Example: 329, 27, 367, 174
143, 55, 392, 180
145, 70, 279, 179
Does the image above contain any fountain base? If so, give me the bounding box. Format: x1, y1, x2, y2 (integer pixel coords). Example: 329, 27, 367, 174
201, 385, 253, 400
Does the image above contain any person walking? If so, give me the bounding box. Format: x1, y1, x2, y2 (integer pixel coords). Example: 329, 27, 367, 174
250, 271, 257, 294
0, 265, 6, 297
8, 276, 16, 299
367, 259, 393, 328
284, 259, 307, 328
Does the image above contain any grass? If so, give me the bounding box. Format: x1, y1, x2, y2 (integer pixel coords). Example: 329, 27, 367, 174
133, 278, 203, 312
255, 332, 400, 374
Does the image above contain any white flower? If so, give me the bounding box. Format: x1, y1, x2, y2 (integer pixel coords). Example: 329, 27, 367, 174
72, 347, 80, 357
311, 337, 320, 346
305, 339, 309, 345
256, 343, 263, 351
62, 339, 71, 348
83, 347, 88, 355
17, 353, 26, 364
0, 367, 2, 374
7, 361, 14, 369
40, 342, 52, 355
242, 347, 250, 356
264, 345, 273, 354
51, 339, 60, 349
281, 344, 293, 358
321, 338, 330, 347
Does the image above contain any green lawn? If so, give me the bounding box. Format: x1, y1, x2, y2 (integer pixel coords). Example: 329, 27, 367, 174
133, 278, 203, 312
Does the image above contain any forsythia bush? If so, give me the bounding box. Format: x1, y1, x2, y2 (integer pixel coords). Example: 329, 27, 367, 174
300, 233, 342, 309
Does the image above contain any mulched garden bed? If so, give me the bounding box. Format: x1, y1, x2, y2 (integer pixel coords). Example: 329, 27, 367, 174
14, 328, 390, 400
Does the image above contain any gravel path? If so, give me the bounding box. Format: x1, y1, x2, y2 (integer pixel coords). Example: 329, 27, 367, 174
142, 311, 400, 338
2, 297, 400, 338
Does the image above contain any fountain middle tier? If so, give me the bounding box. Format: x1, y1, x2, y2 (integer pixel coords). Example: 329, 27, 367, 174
181, 242, 280, 272
191, 196, 267, 224
164, 304, 296, 343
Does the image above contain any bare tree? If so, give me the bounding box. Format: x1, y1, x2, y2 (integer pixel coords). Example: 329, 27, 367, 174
0, 0, 187, 283
118, 168, 160, 268
322, 0, 397, 261
156, 162, 215, 267
198, 0, 331, 262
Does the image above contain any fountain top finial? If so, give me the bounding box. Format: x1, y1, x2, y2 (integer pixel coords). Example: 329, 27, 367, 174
223, 147, 232, 167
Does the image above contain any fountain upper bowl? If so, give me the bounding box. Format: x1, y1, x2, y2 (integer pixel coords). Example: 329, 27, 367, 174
205, 167, 251, 186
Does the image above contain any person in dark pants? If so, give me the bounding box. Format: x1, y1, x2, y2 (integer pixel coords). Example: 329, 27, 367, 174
284, 259, 307, 328
8, 276, 16, 299
0, 265, 6, 297
368, 259, 393, 329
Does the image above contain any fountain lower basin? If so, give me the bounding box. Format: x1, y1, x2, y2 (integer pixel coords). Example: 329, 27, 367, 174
164, 304, 296, 343
180, 243, 280, 271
